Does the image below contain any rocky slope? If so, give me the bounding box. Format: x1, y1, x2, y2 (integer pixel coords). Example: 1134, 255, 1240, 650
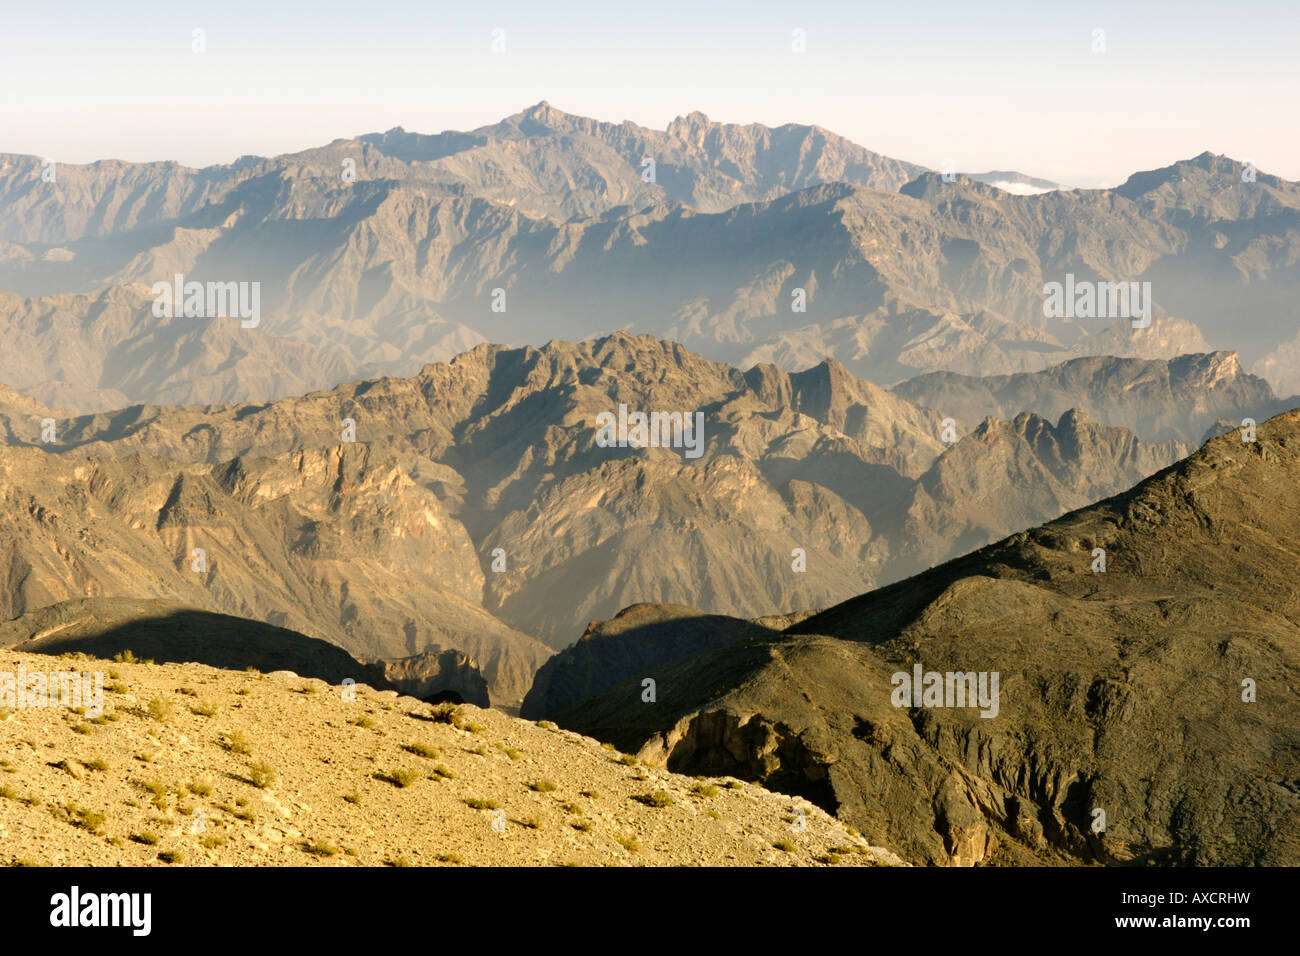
0, 440, 549, 712
0, 648, 900, 866
549, 410, 1300, 866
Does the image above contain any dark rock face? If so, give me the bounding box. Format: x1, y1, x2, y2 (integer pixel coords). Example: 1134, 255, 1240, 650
553, 410, 1300, 866
368, 648, 490, 709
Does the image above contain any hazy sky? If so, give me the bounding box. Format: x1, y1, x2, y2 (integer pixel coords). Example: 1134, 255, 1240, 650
2, 0, 1296, 187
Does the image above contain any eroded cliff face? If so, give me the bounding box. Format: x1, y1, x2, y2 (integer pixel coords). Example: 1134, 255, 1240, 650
635, 706, 1008, 867
634, 692, 1197, 868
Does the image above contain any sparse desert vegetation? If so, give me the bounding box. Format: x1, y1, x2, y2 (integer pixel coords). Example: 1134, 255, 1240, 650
0, 649, 895, 867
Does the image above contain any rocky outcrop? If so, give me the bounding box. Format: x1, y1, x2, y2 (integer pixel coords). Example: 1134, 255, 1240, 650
366, 647, 490, 709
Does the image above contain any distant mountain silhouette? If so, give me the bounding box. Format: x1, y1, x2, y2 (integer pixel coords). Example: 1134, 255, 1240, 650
2, 107, 1297, 405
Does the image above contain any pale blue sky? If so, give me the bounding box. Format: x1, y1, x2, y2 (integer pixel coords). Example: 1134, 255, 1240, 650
2, 0, 1296, 186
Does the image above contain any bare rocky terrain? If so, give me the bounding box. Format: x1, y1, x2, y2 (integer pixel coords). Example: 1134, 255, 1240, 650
1, 103, 1295, 872
548, 410, 1300, 866
0, 648, 897, 867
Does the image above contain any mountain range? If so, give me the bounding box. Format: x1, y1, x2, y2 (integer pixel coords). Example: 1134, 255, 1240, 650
2, 104, 1298, 411
1, 333, 1289, 713
2, 101, 1296, 868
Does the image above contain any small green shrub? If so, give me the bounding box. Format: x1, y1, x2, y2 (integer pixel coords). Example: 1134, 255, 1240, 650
380, 768, 420, 788
402, 742, 439, 759
248, 762, 276, 789
63, 805, 104, 834
428, 703, 461, 725
146, 698, 173, 722
632, 791, 673, 808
